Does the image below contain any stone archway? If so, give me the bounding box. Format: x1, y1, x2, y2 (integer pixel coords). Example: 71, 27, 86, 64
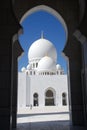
0, 0, 87, 130
12, 0, 87, 127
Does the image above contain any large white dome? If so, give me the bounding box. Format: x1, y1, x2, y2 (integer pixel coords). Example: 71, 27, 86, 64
37, 56, 56, 72
28, 38, 57, 62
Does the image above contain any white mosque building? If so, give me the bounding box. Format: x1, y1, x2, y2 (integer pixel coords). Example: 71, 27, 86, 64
18, 34, 68, 108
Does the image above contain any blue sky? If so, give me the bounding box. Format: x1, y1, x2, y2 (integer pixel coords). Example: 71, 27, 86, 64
18, 11, 67, 73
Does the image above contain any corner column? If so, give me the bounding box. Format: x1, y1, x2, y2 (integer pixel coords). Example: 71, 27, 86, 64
12, 41, 23, 128
63, 35, 85, 126
0, 1, 22, 130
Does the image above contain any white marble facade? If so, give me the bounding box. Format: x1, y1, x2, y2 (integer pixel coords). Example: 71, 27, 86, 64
18, 35, 68, 108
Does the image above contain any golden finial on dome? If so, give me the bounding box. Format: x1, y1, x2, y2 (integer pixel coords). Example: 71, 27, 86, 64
45, 53, 49, 58
45, 53, 48, 56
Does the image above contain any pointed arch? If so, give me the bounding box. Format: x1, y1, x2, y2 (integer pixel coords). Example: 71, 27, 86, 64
45, 87, 56, 106
20, 5, 68, 44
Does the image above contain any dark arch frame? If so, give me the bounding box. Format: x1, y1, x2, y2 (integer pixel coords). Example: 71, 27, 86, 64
12, 0, 87, 127
0, 0, 87, 129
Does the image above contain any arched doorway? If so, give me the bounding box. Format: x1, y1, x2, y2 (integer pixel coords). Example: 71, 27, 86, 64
45, 89, 55, 106
33, 93, 38, 106
62, 92, 67, 106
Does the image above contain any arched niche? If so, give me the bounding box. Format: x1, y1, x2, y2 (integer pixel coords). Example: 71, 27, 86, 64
62, 92, 67, 106
45, 87, 56, 106
33, 93, 39, 106
20, 5, 68, 39
13, 0, 86, 39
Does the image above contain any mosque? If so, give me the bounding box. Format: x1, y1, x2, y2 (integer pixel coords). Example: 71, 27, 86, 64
18, 34, 68, 108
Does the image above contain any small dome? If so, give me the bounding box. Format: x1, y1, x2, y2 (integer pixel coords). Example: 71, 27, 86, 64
27, 64, 32, 70
56, 64, 62, 70
28, 38, 57, 62
21, 67, 26, 72
37, 56, 56, 72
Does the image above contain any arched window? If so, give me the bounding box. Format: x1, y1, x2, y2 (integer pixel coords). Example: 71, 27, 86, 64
34, 71, 35, 75
57, 71, 59, 75
30, 71, 32, 75
33, 93, 38, 106
50, 72, 52, 75
60, 71, 62, 75
52, 72, 54, 75
47, 72, 49, 75
45, 90, 54, 106
36, 63, 38, 67
62, 92, 67, 106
